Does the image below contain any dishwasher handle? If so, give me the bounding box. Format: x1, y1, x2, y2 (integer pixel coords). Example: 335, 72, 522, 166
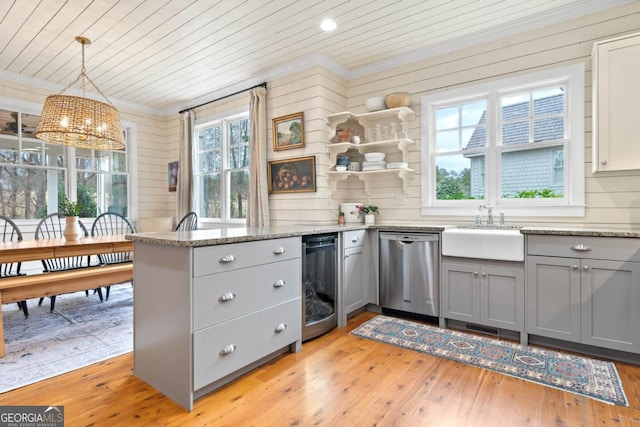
379, 232, 439, 243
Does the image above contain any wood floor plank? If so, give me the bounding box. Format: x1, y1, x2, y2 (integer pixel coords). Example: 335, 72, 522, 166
1, 311, 639, 426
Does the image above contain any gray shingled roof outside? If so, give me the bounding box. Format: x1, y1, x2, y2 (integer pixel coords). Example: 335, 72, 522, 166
464, 94, 564, 150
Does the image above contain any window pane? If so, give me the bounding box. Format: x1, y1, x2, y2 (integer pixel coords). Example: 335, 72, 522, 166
502, 121, 529, 145
21, 113, 40, 138
76, 148, 96, 170
0, 136, 19, 163
22, 140, 43, 165
111, 151, 127, 172
463, 127, 485, 149
534, 88, 564, 115
501, 147, 564, 198
533, 117, 564, 142
198, 126, 221, 151
228, 170, 248, 219
229, 146, 249, 168
198, 151, 221, 173
436, 106, 458, 130
198, 173, 221, 218
0, 166, 65, 219
462, 101, 486, 126
436, 130, 459, 152
0, 110, 19, 136
95, 151, 110, 172
502, 94, 529, 120
45, 143, 65, 167
435, 155, 478, 200
229, 118, 249, 145
78, 172, 127, 216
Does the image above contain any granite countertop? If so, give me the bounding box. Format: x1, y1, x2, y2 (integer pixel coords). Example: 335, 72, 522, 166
125, 222, 639, 247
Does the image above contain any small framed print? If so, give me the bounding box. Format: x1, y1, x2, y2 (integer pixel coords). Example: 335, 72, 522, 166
168, 161, 178, 192
268, 156, 316, 194
272, 112, 305, 151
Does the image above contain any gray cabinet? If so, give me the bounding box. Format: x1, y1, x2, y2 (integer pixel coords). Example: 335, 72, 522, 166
133, 237, 302, 411
441, 260, 524, 333
527, 235, 640, 354
343, 230, 369, 315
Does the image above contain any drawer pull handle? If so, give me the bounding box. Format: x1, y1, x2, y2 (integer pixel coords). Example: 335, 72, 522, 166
351, 236, 359, 243
273, 279, 285, 288
275, 323, 287, 333
571, 244, 591, 252
219, 344, 236, 356
219, 254, 236, 263
218, 292, 236, 302
273, 247, 286, 255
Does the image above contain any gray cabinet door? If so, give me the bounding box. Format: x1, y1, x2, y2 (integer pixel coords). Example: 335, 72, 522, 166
527, 256, 581, 343
344, 245, 366, 314
480, 266, 524, 330
441, 262, 479, 323
581, 259, 640, 353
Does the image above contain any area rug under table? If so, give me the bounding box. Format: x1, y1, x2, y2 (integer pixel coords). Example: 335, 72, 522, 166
0, 284, 133, 394
351, 315, 628, 406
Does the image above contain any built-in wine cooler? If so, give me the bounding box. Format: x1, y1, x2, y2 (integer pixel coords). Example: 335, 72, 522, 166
302, 233, 338, 341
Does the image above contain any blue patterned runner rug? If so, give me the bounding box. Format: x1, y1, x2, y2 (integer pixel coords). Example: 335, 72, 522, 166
351, 315, 628, 406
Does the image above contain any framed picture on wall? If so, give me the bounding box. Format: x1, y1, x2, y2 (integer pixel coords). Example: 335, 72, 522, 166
268, 156, 316, 194
272, 112, 305, 151
168, 161, 178, 192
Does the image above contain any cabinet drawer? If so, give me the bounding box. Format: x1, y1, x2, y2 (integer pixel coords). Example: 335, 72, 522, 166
193, 298, 301, 390
193, 237, 301, 277
193, 259, 301, 330
343, 229, 366, 249
527, 235, 640, 262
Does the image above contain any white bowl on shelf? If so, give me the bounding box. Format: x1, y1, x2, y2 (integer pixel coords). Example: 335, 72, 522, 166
335, 165, 347, 172
364, 152, 385, 162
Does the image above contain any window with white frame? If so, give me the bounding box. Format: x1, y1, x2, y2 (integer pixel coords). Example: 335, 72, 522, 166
194, 112, 250, 223
0, 107, 131, 220
421, 64, 585, 217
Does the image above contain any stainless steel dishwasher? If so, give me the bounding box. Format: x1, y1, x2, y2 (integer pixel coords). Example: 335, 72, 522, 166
379, 232, 439, 316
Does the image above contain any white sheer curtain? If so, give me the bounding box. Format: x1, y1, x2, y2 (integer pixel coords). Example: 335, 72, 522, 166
247, 86, 270, 227
177, 110, 195, 221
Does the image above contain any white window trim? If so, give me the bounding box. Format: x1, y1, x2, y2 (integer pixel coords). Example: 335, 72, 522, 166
421, 63, 585, 217
194, 107, 249, 225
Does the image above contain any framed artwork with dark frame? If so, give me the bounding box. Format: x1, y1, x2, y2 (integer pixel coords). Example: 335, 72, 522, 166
268, 156, 316, 194
272, 112, 305, 151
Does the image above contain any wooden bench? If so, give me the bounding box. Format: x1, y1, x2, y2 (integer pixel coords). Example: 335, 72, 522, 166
0, 263, 133, 357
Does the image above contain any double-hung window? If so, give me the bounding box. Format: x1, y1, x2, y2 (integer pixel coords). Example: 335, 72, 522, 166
194, 112, 250, 224
0, 107, 131, 219
421, 64, 585, 217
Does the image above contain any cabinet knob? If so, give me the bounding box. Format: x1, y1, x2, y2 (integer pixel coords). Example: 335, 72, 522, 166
273, 247, 286, 255
274, 323, 287, 333
583, 265, 589, 271
481, 272, 487, 277
601, 160, 608, 165
218, 292, 236, 302
352, 236, 360, 243
273, 279, 285, 288
473, 271, 478, 276
572, 265, 579, 270
219, 344, 237, 356
219, 254, 236, 263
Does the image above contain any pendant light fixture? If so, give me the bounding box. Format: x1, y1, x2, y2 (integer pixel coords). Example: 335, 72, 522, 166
36, 36, 125, 150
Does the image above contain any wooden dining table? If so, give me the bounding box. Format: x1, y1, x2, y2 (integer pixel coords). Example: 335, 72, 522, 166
0, 235, 134, 357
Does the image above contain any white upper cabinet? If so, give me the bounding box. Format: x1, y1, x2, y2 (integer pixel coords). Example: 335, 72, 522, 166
592, 32, 640, 173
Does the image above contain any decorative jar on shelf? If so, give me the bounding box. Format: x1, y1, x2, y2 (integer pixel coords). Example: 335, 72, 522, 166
63, 216, 83, 241
364, 214, 375, 225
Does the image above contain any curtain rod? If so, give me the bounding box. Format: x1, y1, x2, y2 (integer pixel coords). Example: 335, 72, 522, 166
178, 82, 267, 114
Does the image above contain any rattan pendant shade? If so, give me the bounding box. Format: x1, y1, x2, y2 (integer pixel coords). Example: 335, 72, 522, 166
36, 36, 125, 150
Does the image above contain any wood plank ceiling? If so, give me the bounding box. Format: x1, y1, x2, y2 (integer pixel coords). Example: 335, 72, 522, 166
0, 0, 633, 113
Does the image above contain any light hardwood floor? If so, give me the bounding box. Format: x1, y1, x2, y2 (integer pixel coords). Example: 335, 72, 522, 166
1, 311, 639, 426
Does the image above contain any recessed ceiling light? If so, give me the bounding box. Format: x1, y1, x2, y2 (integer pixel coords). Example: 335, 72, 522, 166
320, 18, 337, 32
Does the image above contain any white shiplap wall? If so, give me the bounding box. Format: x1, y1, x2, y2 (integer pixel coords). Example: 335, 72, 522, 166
341, 1, 640, 229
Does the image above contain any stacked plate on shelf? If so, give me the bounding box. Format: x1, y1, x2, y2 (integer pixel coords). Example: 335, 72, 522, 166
362, 152, 386, 171
387, 162, 409, 169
